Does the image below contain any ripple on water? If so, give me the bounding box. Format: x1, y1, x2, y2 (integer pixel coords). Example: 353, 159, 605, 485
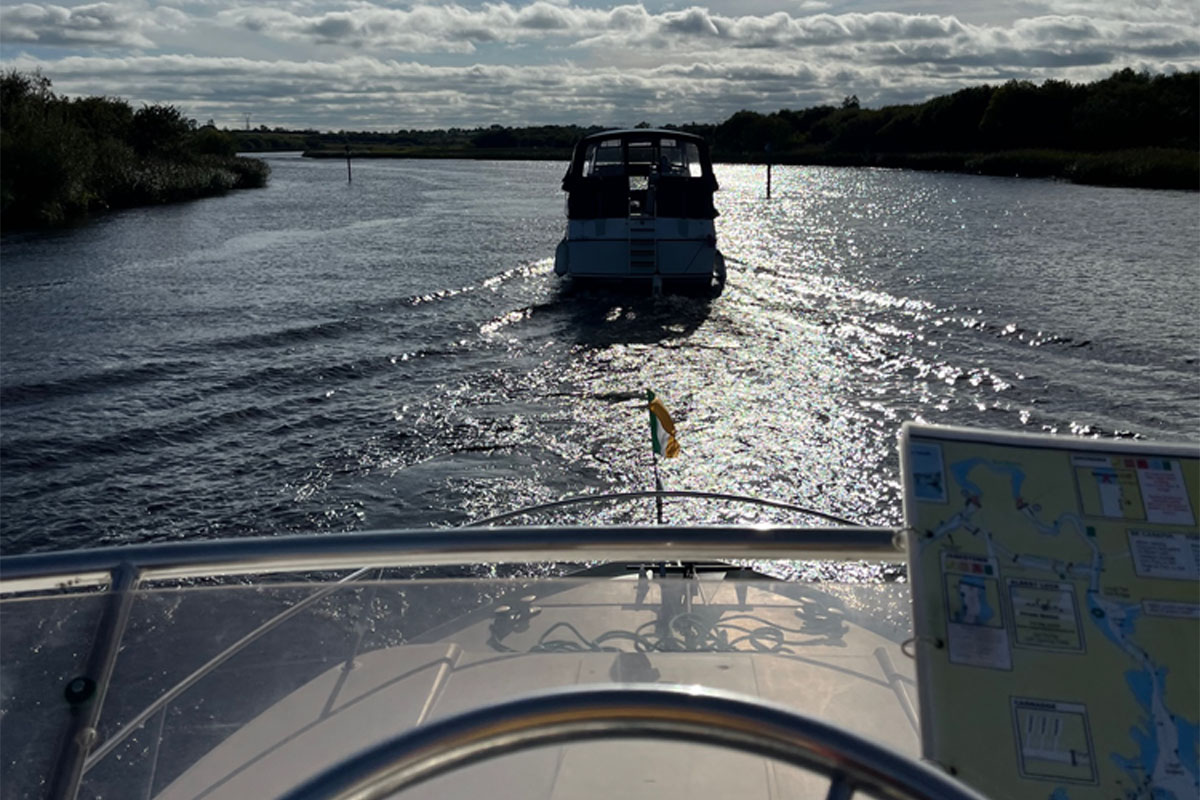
0, 157, 1196, 554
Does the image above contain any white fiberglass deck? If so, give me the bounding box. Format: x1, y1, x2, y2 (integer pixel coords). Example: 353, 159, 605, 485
0, 526, 918, 800
155, 575, 916, 799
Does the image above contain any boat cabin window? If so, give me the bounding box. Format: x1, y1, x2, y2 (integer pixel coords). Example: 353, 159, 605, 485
684, 143, 702, 177
659, 141, 684, 175
627, 140, 655, 172
578, 136, 707, 181
583, 139, 624, 177
655, 139, 701, 177
565, 133, 717, 220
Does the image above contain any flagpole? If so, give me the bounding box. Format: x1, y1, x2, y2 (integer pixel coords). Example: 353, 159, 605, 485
645, 386, 670, 525
652, 451, 664, 525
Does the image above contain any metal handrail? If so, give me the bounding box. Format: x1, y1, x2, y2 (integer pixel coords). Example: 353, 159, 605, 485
48, 565, 137, 800
0, 525, 904, 594
81, 566, 373, 771
464, 489, 860, 527
279, 685, 985, 800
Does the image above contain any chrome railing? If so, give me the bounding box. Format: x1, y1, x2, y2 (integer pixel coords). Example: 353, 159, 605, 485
463, 490, 862, 527
0, 524, 903, 594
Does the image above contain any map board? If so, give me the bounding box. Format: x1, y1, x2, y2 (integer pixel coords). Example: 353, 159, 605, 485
902, 423, 1199, 800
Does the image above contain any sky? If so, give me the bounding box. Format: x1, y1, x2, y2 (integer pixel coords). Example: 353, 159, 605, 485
1, 0, 1197, 131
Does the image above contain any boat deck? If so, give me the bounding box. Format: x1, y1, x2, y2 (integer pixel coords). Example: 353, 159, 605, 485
152, 574, 917, 799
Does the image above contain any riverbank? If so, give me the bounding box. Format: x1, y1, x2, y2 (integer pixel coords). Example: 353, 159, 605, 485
1, 72, 270, 232
2, 154, 270, 232
297, 144, 1197, 191
722, 147, 1199, 191
273, 69, 1199, 192
302, 146, 572, 161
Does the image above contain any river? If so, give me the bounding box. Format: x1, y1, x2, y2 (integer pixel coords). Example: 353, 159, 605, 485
1, 154, 1196, 555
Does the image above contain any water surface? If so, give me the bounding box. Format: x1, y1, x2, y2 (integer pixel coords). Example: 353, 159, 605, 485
2, 155, 1196, 554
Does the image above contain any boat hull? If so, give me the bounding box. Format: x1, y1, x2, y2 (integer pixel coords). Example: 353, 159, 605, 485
554, 218, 724, 290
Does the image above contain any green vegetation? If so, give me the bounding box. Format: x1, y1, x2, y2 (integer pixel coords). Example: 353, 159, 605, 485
232, 123, 605, 160
708, 70, 1198, 190
238, 69, 1197, 191
1, 71, 269, 231
4, 68, 1192, 229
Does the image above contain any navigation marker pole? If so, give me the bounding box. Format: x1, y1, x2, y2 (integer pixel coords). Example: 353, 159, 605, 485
764, 142, 773, 200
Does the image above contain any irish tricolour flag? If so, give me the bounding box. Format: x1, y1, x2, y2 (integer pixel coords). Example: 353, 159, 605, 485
646, 389, 680, 459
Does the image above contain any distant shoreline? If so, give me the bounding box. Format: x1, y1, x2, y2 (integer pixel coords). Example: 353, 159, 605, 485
297, 146, 1197, 192
302, 147, 572, 161
232, 69, 1197, 194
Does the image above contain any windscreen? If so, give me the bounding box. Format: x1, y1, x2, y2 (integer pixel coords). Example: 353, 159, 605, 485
580, 138, 705, 178
1, 572, 914, 800
582, 139, 624, 177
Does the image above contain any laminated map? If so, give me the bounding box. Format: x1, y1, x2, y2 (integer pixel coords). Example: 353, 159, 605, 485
903, 423, 1199, 800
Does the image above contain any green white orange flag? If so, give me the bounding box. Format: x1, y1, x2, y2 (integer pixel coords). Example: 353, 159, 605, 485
647, 389, 680, 459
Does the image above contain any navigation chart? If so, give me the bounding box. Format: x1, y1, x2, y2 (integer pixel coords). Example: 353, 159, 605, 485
903, 424, 1199, 800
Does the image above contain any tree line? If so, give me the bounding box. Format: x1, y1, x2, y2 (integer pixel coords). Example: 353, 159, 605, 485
3, 67, 1194, 231
233, 123, 608, 157
704, 69, 1197, 189
711, 69, 1196, 155
1, 71, 270, 230
243, 69, 1196, 190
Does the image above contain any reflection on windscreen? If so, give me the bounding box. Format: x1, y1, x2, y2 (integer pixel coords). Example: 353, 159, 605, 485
1, 573, 914, 800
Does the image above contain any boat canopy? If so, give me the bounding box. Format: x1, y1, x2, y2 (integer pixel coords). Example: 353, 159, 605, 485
561, 129, 718, 220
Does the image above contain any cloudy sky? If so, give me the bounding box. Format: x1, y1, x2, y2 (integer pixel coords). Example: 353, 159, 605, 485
2, 0, 1197, 130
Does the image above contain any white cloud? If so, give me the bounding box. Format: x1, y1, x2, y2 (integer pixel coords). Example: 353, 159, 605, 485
1016, 0, 1198, 25
1, 2, 1197, 128
0, 2, 156, 48
197, 4, 982, 54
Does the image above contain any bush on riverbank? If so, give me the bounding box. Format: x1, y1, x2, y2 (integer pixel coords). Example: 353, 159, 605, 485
0, 71, 269, 230
301, 145, 574, 160
712, 70, 1198, 190
955, 149, 1193, 190
732, 147, 1198, 190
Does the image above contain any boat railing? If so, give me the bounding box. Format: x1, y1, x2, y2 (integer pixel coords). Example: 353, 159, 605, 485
463, 489, 861, 527
0, 524, 902, 594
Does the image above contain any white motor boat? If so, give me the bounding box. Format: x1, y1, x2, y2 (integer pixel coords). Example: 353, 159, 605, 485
554, 129, 726, 293
2, 423, 1196, 800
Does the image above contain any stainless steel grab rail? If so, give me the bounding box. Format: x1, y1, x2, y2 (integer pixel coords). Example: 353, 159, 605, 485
464, 490, 860, 527
279, 685, 985, 800
0, 525, 904, 593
